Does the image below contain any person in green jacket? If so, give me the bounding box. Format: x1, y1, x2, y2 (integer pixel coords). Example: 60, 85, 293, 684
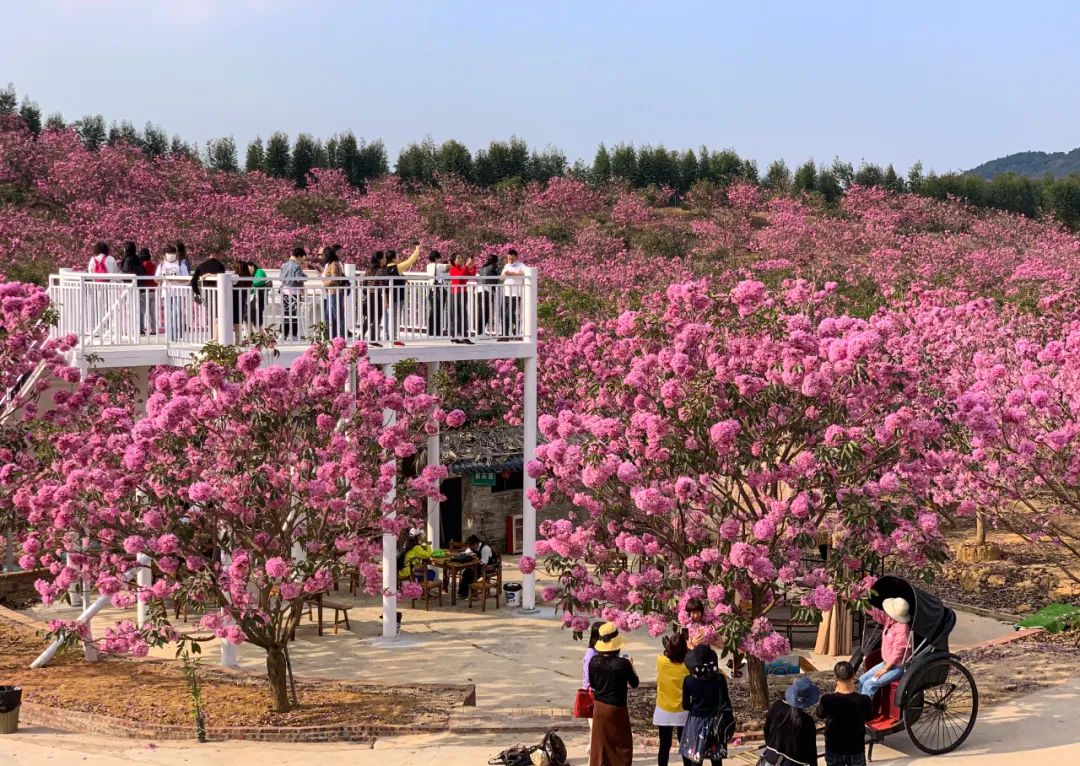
247, 260, 268, 330
397, 528, 435, 580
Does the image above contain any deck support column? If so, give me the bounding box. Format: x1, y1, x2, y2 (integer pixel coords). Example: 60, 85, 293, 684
426, 362, 441, 548
219, 549, 238, 668
521, 353, 538, 613
216, 273, 234, 346
135, 553, 152, 628
382, 363, 399, 639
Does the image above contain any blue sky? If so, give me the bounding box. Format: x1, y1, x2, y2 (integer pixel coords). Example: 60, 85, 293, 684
4, 1, 1079, 173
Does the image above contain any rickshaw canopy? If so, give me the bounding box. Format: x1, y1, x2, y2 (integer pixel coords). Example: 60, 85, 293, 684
868, 575, 955, 654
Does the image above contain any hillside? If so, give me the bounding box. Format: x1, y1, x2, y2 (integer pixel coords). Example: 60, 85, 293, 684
967, 147, 1080, 179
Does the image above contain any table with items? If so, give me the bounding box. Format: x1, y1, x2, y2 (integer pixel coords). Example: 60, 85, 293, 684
430, 553, 482, 606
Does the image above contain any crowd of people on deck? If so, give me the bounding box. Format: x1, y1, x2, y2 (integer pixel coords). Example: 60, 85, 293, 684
82, 239, 530, 345
582, 596, 912, 766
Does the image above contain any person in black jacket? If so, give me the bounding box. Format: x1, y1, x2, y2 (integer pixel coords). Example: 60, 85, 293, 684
816, 662, 872, 766
190, 254, 227, 303
761, 676, 821, 766
680, 645, 734, 766
588, 623, 639, 766
119, 241, 147, 333
190, 253, 229, 341
119, 241, 143, 277
476, 253, 500, 336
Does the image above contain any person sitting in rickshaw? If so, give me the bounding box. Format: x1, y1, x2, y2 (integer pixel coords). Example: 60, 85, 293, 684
858, 597, 911, 698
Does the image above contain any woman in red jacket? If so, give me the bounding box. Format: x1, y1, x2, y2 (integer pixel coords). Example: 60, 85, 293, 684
448, 253, 476, 344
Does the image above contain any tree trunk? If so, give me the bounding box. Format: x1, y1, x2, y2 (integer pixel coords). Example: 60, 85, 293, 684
975, 511, 987, 546
748, 585, 769, 710
747, 655, 769, 710
266, 646, 291, 713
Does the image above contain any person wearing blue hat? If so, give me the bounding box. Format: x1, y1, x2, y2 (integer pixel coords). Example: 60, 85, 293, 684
760, 676, 821, 765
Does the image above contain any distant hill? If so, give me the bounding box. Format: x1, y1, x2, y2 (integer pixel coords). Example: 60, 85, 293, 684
967, 148, 1080, 179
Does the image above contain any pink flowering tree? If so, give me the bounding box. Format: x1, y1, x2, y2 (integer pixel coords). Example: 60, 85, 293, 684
0, 276, 77, 562
530, 279, 951, 708
19, 341, 455, 711
951, 323, 1080, 579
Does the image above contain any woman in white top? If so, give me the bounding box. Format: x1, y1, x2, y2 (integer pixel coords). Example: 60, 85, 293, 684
87, 242, 119, 274
158, 244, 189, 341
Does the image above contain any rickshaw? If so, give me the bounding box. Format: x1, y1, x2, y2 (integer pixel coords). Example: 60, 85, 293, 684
851, 575, 979, 759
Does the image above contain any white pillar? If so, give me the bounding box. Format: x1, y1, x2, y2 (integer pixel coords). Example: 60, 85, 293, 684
31, 592, 110, 668
219, 550, 238, 667
344, 263, 357, 337
32, 557, 144, 667
381, 363, 399, 638
81, 526, 92, 613
523, 267, 539, 343
521, 354, 538, 612
426, 362, 441, 547
135, 553, 152, 628
216, 272, 234, 345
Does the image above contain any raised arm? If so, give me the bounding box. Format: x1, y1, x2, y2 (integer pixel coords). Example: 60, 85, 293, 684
396, 245, 421, 273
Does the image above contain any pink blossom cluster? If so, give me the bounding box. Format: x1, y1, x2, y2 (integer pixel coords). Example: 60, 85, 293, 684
11, 339, 453, 676
531, 279, 957, 663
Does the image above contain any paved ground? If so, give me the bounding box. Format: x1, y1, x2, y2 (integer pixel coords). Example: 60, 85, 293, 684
21, 561, 1015, 713
9, 564, 1031, 765
3, 676, 1078, 764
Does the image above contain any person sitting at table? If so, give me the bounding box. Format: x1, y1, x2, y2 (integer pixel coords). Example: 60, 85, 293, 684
398, 528, 436, 581
457, 534, 495, 599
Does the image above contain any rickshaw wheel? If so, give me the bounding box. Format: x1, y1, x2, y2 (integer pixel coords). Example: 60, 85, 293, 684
903, 656, 979, 754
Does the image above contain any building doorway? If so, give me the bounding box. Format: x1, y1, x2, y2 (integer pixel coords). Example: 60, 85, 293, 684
439, 477, 463, 548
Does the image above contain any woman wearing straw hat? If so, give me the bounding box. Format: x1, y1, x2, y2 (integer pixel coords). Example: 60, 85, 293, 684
760, 676, 821, 766
858, 597, 912, 698
587, 622, 639, 766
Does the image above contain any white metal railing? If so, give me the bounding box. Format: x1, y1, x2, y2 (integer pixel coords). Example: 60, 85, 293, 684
46, 269, 537, 357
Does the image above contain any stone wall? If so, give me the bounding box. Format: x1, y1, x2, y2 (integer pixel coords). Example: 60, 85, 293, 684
459, 477, 569, 554
460, 479, 520, 551
0, 569, 46, 606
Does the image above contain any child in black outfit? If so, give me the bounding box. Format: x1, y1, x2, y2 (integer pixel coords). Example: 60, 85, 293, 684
679, 645, 735, 766
817, 661, 873, 766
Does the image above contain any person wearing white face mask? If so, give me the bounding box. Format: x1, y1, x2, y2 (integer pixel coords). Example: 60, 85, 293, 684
158, 243, 189, 341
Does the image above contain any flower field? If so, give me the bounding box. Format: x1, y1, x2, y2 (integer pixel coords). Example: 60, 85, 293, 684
3, 113, 1080, 709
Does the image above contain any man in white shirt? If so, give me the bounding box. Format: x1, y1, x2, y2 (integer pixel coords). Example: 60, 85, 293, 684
425, 250, 449, 338
500, 249, 527, 339
87, 241, 119, 274
458, 534, 495, 599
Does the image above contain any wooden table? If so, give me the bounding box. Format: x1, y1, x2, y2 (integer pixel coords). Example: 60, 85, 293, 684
432, 558, 481, 606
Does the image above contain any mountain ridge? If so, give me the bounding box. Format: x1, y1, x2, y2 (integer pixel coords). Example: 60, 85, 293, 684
967, 147, 1080, 179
